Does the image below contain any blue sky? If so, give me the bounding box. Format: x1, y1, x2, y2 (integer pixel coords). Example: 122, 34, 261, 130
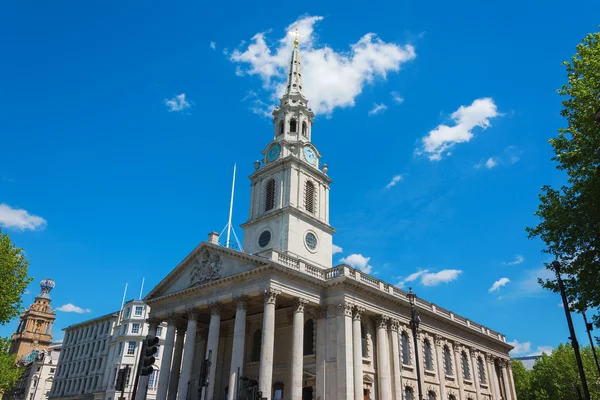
1, 0, 598, 357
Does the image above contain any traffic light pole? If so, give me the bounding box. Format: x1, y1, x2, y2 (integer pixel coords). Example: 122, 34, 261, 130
130, 340, 147, 400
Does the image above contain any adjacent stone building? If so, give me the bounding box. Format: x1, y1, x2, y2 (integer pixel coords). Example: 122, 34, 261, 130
142, 38, 518, 400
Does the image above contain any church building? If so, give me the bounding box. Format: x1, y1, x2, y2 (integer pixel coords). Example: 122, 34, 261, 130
143, 37, 517, 400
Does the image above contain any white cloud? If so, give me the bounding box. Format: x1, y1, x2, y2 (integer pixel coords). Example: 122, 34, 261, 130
420, 98, 500, 161
385, 174, 403, 189
508, 339, 532, 356
368, 103, 387, 116
210, 41, 217, 50
57, 303, 91, 314
242, 90, 272, 117
164, 93, 192, 112
0, 203, 47, 231
475, 146, 522, 170
489, 277, 510, 292
485, 157, 498, 168
421, 269, 462, 286
332, 244, 343, 254
229, 16, 416, 116
504, 254, 525, 265
390, 91, 404, 104
340, 253, 373, 274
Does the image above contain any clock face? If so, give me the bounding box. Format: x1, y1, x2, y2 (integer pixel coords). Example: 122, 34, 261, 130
266, 144, 281, 163
303, 146, 317, 165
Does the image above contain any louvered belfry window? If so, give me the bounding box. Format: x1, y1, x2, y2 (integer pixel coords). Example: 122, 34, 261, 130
305, 181, 315, 213
265, 179, 276, 211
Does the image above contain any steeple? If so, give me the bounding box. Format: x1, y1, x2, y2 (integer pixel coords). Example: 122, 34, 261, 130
284, 28, 304, 98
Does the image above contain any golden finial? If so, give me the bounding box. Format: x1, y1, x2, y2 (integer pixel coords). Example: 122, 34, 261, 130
294, 27, 299, 48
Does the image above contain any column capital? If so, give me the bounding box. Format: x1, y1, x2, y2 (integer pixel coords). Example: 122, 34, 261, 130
209, 302, 222, 315
433, 334, 443, 347
353, 306, 365, 321
166, 312, 180, 324
146, 317, 162, 329
389, 318, 400, 331
452, 341, 463, 351
484, 353, 494, 363
264, 288, 281, 305
336, 301, 353, 317
234, 295, 248, 310
293, 298, 309, 313
469, 346, 479, 356
185, 307, 201, 320
376, 315, 390, 329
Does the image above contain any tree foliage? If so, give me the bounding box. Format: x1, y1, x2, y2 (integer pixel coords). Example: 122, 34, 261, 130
527, 29, 600, 325
0, 228, 33, 325
0, 337, 22, 392
512, 343, 600, 400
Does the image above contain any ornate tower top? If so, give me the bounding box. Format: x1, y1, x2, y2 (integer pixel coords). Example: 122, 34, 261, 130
38, 278, 55, 299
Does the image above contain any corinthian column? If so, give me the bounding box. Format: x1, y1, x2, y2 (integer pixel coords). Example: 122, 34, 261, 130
259, 289, 280, 400
352, 307, 364, 400
389, 319, 402, 400
177, 309, 199, 400
487, 354, 501, 400
228, 296, 248, 400
290, 298, 308, 400
469, 347, 482, 399
156, 316, 177, 400
434, 336, 447, 400
507, 362, 517, 400
376, 316, 391, 400
205, 303, 221, 400
336, 301, 354, 400
453, 342, 466, 400
500, 360, 513, 400
168, 322, 186, 400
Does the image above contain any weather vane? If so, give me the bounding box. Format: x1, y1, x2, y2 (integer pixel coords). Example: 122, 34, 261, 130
288, 27, 302, 48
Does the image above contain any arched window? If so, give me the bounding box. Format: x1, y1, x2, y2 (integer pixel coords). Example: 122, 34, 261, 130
251, 329, 261, 362
305, 181, 316, 213
361, 324, 367, 358
424, 339, 433, 371
478, 356, 487, 384
265, 179, 275, 211
279, 120, 284, 135
302, 121, 308, 137
444, 345, 453, 376
303, 319, 314, 355
401, 332, 411, 365
462, 351, 471, 380
404, 387, 414, 400
449, 395, 457, 400
428, 391, 436, 400
290, 118, 297, 132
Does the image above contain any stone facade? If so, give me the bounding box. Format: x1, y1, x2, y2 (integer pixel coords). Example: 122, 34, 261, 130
4, 343, 61, 400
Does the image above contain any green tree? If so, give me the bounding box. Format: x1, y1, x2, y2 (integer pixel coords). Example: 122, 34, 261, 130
527, 28, 600, 325
0, 337, 21, 392
0, 228, 33, 325
512, 359, 532, 399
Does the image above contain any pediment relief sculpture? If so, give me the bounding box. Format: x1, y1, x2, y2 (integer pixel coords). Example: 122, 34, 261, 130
189, 250, 223, 287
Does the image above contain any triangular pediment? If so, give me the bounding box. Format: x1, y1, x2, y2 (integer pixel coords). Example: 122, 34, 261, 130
145, 242, 269, 301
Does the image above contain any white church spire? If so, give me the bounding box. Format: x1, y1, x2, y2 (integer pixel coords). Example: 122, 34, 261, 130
284, 29, 304, 97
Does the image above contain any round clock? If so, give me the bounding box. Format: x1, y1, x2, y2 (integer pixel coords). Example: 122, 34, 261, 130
266, 144, 281, 163
303, 146, 317, 165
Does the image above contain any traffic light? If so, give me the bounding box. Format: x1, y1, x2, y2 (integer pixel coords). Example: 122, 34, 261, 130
140, 335, 159, 376
115, 365, 130, 391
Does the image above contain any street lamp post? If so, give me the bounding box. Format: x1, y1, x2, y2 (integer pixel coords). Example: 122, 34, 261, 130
552, 261, 591, 400
582, 312, 600, 377
407, 287, 424, 400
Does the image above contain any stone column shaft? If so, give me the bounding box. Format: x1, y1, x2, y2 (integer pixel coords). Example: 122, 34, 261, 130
389, 321, 402, 400
168, 327, 186, 399
228, 297, 248, 400
156, 321, 177, 400
336, 302, 354, 400
470, 349, 482, 399
487, 357, 501, 400
376, 316, 391, 400
352, 309, 364, 400
434, 338, 447, 400
290, 299, 307, 400
177, 311, 199, 400
453, 344, 466, 400
315, 309, 327, 400
508, 364, 518, 400
205, 304, 221, 400
259, 289, 279, 400
501, 362, 513, 400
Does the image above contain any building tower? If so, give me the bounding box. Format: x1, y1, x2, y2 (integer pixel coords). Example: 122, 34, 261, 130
10, 278, 56, 358
241, 36, 334, 268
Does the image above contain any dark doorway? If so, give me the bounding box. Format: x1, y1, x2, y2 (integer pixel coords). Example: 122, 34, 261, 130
302, 386, 313, 400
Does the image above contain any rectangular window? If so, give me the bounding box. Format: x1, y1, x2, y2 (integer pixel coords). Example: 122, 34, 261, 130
117, 342, 123, 356
134, 306, 143, 316
131, 323, 140, 334
124, 307, 131, 318
148, 369, 159, 388
156, 327, 163, 337
127, 341, 136, 355
153, 345, 160, 358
